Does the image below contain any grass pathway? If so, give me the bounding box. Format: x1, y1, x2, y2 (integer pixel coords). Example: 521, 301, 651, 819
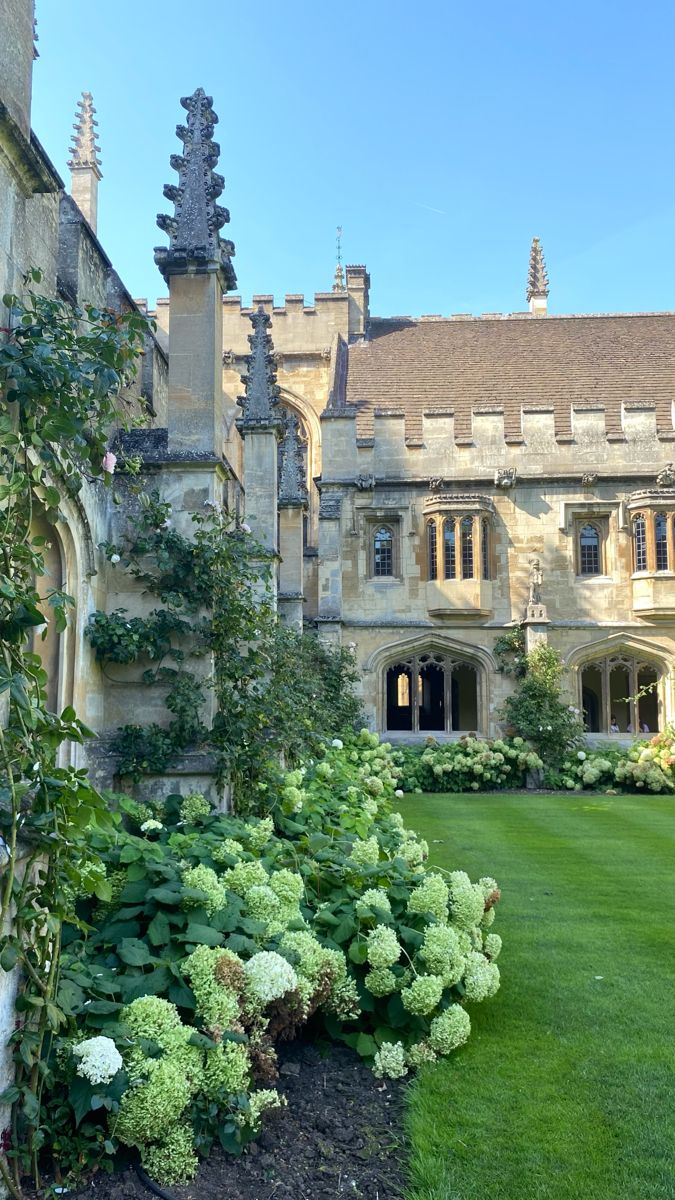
396, 792, 675, 1200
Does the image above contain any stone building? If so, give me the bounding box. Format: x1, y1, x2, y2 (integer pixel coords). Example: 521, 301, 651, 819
2, 0, 675, 796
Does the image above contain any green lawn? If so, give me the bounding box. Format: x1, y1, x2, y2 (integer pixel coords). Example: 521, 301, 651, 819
396, 791, 675, 1200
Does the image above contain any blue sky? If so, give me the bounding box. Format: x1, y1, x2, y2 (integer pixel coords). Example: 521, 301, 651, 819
32, 1, 675, 318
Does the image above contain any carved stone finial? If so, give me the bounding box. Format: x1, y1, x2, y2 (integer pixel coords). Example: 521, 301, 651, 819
154, 88, 236, 287
278, 413, 308, 506
333, 262, 345, 292
526, 237, 549, 302
68, 91, 101, 176
656, 462, 675, 488
495, 467, 517, 489
236, 307, 282, 431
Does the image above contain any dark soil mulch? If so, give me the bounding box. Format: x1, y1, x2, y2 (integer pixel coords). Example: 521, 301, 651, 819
73, 1042, 407, 1200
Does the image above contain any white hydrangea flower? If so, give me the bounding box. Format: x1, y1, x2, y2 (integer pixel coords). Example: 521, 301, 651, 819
72, 1036, 123, 1085
140, 819, 163, 833
244, 951, 298, 1004
373, 1041, 408, 1080
577, 751, 587, 761
331, 738, 344, 749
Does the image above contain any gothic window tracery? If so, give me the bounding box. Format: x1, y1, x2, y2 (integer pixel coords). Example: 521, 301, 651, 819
425, 508, 492, 582
580, 652, 661, 734
385, 652, 481, 733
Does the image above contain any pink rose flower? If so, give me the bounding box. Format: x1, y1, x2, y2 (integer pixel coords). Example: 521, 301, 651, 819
240, 522, 252, 533
102, 451, 117, 474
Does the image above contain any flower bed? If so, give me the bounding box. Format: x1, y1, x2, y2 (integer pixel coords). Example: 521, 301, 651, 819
545, 728, 675, 793
393, 736, 543, 793
41, 733, 503, 1186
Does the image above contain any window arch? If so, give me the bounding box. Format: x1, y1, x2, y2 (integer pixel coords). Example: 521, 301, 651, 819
579, 651, 662, 734
385, 651, 481, 733
373, 525, 394, 577
632, 514, 647, 572
578, 522, 601, 575
427, 519, 438, 580
443, 518, 455, 580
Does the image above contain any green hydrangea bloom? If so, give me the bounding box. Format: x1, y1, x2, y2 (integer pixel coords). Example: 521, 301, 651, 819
269, 869, 304, 906
183, 945, 242, 1030
406, 1041, 438, 1068
483, 932, 502, 961
463, 950, 500, 1001
140, 1123, 198, 1185
246, 883, 282, 928
225, 859, 269, 896
398, 836, 428, 868
325, 974, 361, 1020
447, 871, 486, 930
401, 973, 444, 1016
366, 924, 401, 968
428, 1004, 471, 1055
203, 1040, 250, 1099
419, 923, 463, 982
179, 792, 211, 825
480, 906, 496, 929
245, 816, 274, 849
244, 951, 298, 1003
373, 1041, 408, 1079
245, 1088, 287, 1131
364, 967, 398, 997
356, 888, 391, 917
181, 864, 227, 917
348, 836, 380, 867
116, 1058, 191, 1148
212, 837, 245, 864
407, 874, 449, 922
280, 930, 346, 985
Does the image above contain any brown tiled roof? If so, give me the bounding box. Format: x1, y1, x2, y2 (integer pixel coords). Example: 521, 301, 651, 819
343, 313, 675, 443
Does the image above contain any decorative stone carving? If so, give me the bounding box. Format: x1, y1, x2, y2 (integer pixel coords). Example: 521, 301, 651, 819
581, 472, 598, 487
428, 477, 445, 492
354, 473, 376, 491
222, 349, 236, 366
278, 413, 308, 506
319, 494, 342, 520
236, 307, 282, 432
155, 88, 236, 287
495, 468, 517, 489
526, 237, 549, 302
525, 556, 548, 623
656, 462, 675, 488
423, 493, 496, 513
68, 91, 101, 173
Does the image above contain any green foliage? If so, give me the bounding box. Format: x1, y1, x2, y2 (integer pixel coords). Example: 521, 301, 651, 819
393, 736, 543, 793
36, 736, 502, 1185
493, 624, 527, 676
500, 643, 584, 765
0, 281, 148, 1196
98, 493, 362, 805
544, 727, 675, 793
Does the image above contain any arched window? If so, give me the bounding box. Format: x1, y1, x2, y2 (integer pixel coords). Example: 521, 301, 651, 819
481, 518, 491, 580
373, 525, 394, 577
385, 651, 481, 733
578, 523, 601, 575
632, 514, 647, 572
580, 651, 663, 734
460, 516, 474, 579
427, 519, 438, 580
655, 513, 669, 571
443, 518, 455, 579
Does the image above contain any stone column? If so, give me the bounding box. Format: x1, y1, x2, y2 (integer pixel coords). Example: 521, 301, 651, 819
317, 490, 344, 647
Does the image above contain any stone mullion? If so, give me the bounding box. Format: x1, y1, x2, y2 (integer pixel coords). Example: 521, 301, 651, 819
670, 513, 675, 571
602, 659, 611, 734
472, 514, 480, 580
411, 655, 420, 733
629, 659, 638, 733
445, 666, 453, 733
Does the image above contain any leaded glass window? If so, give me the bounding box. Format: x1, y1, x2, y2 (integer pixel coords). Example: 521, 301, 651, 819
373, 526, 393, 577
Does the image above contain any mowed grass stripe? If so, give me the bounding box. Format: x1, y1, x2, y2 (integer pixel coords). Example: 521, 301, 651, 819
396, 792, 675, 1200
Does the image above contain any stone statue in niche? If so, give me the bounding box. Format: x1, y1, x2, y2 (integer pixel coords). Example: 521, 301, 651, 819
656, 462, 675, 488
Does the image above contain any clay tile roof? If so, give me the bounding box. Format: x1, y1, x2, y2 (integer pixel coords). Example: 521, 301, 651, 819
344, 313, 675, 443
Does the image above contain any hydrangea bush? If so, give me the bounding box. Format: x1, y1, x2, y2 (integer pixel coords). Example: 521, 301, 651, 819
546, 728, 675, 793
45, 732, 503, 1185
394, 736, 543, 793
